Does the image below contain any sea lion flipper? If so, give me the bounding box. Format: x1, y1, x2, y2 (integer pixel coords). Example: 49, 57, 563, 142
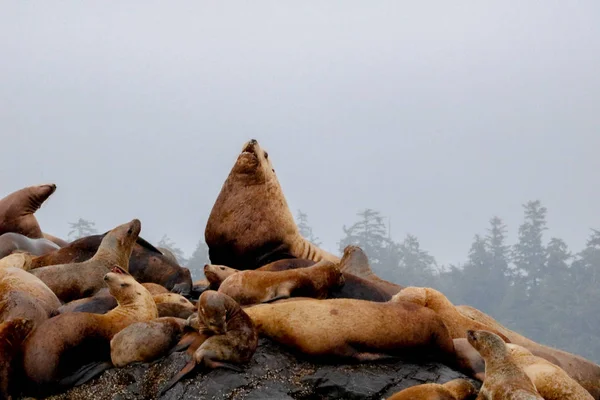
261, 294, 291, 304
159, 359, 197, 396
353, 352, 400, 362
204, 359, 243, 372
167, 332, 198, 356
58, 361, 113, 388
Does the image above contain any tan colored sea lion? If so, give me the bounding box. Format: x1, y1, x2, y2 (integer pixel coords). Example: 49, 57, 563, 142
458, 305, 600, 399
110, 317, 187, 367
0, 266, 61, 328
391, 287, 510, 342
244, 297, 457, 366
339, 245, 403, 296
0, 232, 59, 258
217, 260, 345, 305
30, 219, 141, 303
30, 233, 193, 295
0, 183, 56, 238
467, 330, 543, 400
0, 252, 33, 270
159, 290, 258, 395
22, 266, 158, 394
154, 293, 196, 319
0, 318, 35, 400
386, 378, 478, 400
205, 139, 340, 270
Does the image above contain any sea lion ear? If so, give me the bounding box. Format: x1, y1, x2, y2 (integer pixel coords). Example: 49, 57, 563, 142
111, 265, 129, 275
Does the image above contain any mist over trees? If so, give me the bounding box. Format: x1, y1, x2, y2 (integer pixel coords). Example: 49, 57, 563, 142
73, 199, 600, 363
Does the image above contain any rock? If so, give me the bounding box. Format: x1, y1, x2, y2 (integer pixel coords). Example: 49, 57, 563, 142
21, 339, 480, 400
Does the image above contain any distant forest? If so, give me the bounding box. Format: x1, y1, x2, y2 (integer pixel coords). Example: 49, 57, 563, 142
67, 199, 600, 364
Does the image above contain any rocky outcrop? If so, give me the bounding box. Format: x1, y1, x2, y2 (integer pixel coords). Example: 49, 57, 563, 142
39, 339, 480, 400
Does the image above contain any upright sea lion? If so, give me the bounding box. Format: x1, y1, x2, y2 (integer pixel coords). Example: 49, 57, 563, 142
392, 287, 510, 342
0, 183, 56, 238
159, 290, 258, 395
30, 219, 141, 303
0, 252, 33, 270
22, 266, 158, 393
110, 317, 187, 367
205, 139, 340, 269
42, 232, 69, 248
30, 233, 193, 295
386, 378, 478, 400
244, 298, 456, 365
458, 305, 600, 399
0, 232, 59, 258
217, 260, 345, 305
339, 245, 403, 296
0, 318, 35, 400
466, 330, 543, 400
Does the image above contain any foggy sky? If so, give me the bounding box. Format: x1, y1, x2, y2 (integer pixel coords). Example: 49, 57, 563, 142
1, 2, 599, 268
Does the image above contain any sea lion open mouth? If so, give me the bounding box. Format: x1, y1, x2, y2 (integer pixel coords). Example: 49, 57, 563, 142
241, 139, 258, 156
111, 265, 126, 275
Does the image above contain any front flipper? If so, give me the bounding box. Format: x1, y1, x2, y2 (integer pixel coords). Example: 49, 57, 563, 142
262, 282, 294, 303
158, 359, 197, 396
58, 361, 113, 388
204, 359, 243, 372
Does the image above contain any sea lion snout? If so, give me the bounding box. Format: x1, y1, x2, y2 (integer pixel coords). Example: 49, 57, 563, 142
249, 139, 258, 145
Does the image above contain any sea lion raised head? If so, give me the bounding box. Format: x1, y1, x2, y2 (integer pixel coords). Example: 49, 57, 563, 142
204, 264, 238, 287
94, 219, 141, 271
0, 183, 57, 238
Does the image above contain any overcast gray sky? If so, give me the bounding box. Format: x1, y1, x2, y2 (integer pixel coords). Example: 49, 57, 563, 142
1, 2, 599, 268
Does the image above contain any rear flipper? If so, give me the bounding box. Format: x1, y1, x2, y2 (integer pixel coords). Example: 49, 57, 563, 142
262, 283, 293, 303
158, 359, 197, 396
58, 361, 113, 388
167, 332, 198, 356
204, 358, 243, 372
352, 352, 400, 363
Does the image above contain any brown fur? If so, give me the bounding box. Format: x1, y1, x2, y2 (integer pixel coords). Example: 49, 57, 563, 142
142, 282, 170, 295
453, 338, 487, 381
466, 330, 543, 400
30, 219, 141, 303
0, 266, 61, 328
154, 293, 196, 319
392, 287, 510, 342
0, 232, 59, 258
244, 298, 457, 365
30, 233, 193, 295
22, 266, 158, 391
386, 378, 478, 400
57, 288, 117, 315
458, 305, 600, 399
339, 245, 403, 296
0, 252, 33, 270
110, 317, 187, 367
217, 260, 345, 305
204, 139, 340, 269
0, 318, 35, 400
0, 183, 56, 238
159, 291, 258, 395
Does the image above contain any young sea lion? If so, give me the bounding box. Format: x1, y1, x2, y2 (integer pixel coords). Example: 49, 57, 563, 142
0, 232, 59, 258
30, 219, 141, 303
244, 297, 457, 366
22, 266, 158, 394
205, 139, 340, 270
392, 287, 510, 342
217, 260, 345, 305
386, 378, 478, 400
339, 245, 403, 296
466, 330, 543, 400
30, 233, 193, 295
0, 318, 35, 400
458, 305, 600, 399
159, 290, 258, 395
110, 317, 187, 367
0, 183, 56, 238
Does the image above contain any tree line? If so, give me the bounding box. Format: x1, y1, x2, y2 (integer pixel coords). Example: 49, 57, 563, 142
67, 199, 600, 363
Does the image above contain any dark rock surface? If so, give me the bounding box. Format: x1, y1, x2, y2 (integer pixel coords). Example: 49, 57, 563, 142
34, 339, 479, 400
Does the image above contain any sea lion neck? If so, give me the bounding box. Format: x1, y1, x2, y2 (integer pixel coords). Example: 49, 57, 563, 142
91, 235, 131, 270
25, 187, 54, 214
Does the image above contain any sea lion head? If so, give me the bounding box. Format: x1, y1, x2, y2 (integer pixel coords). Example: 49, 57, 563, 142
231, 139, 275, 182
467, 329, 507, 359
0, 183, 57, 238
197, 290, 228, 335
104, 265, 141, 303
203, 264, 238, 285
96, 219, 142, 269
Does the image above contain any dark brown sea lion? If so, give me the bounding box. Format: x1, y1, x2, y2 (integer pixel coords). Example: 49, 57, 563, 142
30, 233, 192, 295
0, 184, 56, 238
205, 139, 340, 270
339, 245, 403, 296
0, 318, 35, 400
22, 266, 158, 394
0, 232, 60, 258
30, 219, 141, 303
386, 378, 478, 400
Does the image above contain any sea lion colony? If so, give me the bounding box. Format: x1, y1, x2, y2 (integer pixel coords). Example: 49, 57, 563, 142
0, 139, 598, 400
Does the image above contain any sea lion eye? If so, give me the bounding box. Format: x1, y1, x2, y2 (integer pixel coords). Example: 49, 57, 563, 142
120, 283, 130, 288
127, 228, 133, 234
220, 267, 225, 271
263, 151, 268, 158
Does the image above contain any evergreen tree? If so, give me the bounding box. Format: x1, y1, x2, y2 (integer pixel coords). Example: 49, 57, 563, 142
67, 218, 98, 240
459, 234, 494, 313
395, 234, 437, 286
296, 210, 322, 246
187, 239, 211, 280
157, 234, 187, 266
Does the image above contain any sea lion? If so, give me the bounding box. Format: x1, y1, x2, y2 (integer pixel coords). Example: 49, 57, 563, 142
458, 305, 600, 399
205, 139, 340, 270
57, 288, 117, 315
392, 287, 510, 342
0, 183, 56, 238
110, 317, 187, 367
466, 330, 543, 400
0, 252, 33, 270
30, 233, 193, 295
154, 293, 196, 319
244, 297, 457, 365
217, 260, 345, 305
339, 245, 403, 296
386, 378, 478, 400
0, 266, 61, 328
30, 219, 141, 303
42, 232, 70, 247
159, 290, 258, 395
22, 265, 158, 393
0, 318, 35, 400
157, 247, 179, 264
142, 282, 170, 295
0, 232, 59, 258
